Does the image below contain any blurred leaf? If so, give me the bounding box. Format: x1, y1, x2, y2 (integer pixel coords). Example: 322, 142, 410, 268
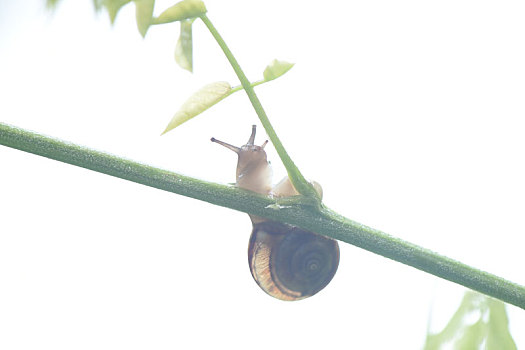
175, 19, 194, 72
486, 297, 517, 349
161, 82, 232, 135
103, 0, 132, 24
262, 59, 294, 82
423, 291, 517, 350
93, 0, 104, 11
153, 0, 206, 25
454, 319, 485, 349
134, 0, 155, 37
424, 292, 482, 349
46, 0, 62, 9
47, 0, 103, 13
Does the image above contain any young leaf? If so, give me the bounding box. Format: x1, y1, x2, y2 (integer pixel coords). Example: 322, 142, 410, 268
262, 59, 294, 82
134, 0, 155, 37
175, 19, 194, 72
103, 0, 132, 24
153, 0, 206, 25
423, 291, 517, 350
161, 82, 232, 135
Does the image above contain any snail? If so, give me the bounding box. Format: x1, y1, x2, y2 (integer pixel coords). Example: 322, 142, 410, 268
211, 125, 339, 301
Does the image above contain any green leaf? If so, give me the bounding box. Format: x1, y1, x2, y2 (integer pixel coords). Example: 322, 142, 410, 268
46, 0, 62, 9
93, 0, 104, 11
486, 297, 517, 349
423, 291, 517, 350
262, 59, 294, 82
424, 292, 481, 350
153, 0, 206, 25
454, 319, 485, 349
103, 0, 132, 24
134, 0, 155, 37
161, 82, 232, 135
175, 19, 194, 72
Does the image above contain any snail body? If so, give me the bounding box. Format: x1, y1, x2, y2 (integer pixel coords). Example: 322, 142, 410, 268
211, 125, 339, 301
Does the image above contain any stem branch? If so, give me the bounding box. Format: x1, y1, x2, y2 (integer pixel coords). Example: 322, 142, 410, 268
2, 121, 525, 309
199, 14, 319, 200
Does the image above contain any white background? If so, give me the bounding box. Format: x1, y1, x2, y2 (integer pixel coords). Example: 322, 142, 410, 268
1, 0, 524, 348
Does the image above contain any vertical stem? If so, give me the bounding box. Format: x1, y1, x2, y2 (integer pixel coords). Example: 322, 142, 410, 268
199, 14, 319, 200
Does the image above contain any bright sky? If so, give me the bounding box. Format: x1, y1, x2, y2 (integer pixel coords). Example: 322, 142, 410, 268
1, 0, 525, 348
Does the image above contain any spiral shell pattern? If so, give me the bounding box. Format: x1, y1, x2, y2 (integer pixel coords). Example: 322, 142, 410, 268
248, 221, 339, 301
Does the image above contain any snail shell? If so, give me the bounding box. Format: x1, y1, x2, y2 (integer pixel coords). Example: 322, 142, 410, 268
211, 125, 339, 301
249, 221, 339, 301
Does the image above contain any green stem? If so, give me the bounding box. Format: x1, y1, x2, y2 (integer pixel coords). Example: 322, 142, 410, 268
229, 79, 265, 94
1, 121, 525, 309
199, 14, 319, 200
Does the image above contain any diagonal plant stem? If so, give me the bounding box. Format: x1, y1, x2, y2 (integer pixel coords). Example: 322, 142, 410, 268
1, 121, 525, 310
198, 14, 320, 201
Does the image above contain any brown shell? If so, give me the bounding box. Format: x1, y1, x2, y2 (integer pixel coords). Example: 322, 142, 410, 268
248, 221, 340, 301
